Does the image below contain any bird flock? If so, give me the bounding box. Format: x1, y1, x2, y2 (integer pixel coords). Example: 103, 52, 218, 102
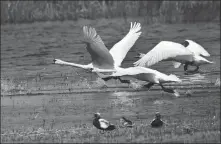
53, 22, 214, 132
54, 22, 213, 96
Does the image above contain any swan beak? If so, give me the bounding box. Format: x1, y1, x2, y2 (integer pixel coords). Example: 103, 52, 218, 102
53, 59, 61, 64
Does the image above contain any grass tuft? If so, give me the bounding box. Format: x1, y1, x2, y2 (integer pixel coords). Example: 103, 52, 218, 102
1, 1, 220, 24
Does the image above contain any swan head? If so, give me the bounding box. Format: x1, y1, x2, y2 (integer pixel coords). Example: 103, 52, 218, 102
181, 40, 190, 47
182, 40, 211, 57
53, 59, 64, 64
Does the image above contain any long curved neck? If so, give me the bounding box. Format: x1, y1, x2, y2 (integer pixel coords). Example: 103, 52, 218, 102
55, 59, 91, 69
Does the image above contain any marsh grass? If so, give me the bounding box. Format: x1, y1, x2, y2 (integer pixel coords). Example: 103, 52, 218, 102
1, 1, 220, 24
1, 81, 220, 143
1, 73, 220, 97
1, 116, 220, 143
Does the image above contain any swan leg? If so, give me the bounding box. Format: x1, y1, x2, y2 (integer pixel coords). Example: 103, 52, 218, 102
100, 84, 108, 89
143, 82, 154, 90
193, 66, 199, 72
185, 66, 200, 75
118, 77, 131, 84
102, 77, 113, 82
159, 84, 175, 94
184, 64, 189, 71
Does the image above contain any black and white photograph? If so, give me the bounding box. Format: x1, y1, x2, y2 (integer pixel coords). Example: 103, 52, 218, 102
1, 0, 220, 143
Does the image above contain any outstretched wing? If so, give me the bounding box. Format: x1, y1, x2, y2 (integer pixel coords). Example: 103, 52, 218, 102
111, 66, 158, 76
109, 22, 142, 67
133, 41, 193, 67
184, 40, 210, 57
83, 26, 114, 69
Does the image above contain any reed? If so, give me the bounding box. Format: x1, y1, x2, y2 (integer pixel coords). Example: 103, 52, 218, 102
1, 1, 220, 24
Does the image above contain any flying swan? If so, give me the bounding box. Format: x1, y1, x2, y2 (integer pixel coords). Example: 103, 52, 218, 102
53, 22, 142, 74
96, 66, 181, 96
133, 40, 214, 73
54, 23, 182, 95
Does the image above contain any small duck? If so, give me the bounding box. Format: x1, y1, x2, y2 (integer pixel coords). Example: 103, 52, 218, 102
93, 112, 116, 133
150, 112, 164, 128
120, 116, 134, 128
182, 123, 199, 135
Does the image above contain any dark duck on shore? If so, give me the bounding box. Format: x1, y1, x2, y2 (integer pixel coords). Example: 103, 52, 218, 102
120, 116, 134, 128
151, 112, 164, 128
93, 113, 116, 132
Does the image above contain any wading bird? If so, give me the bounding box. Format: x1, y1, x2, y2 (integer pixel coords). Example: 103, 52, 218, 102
134, 40, 213, 73
54, 22, 142, 74
93, 112, 116, 133
96, 66, 181, 96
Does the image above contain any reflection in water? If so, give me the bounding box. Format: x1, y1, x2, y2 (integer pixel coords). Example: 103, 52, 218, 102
181, 73, 211, 84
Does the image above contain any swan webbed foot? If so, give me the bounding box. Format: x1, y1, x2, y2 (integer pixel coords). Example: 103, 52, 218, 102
99, 130, 105, 134
86, 68, 93, 73
118, 77, 131, 84
160, 84, 176, 94
143, 82, 154, 90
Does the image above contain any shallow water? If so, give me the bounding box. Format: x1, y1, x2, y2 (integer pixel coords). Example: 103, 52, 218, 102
1, 21, 220, 83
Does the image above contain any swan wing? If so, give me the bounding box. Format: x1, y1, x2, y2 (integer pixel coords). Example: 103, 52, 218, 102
112, 66, 158, 76
184, 40, 210, 57
99, 118, 110, 128
133, 41, 193, 67
109, 22, 142, 67
83, 26, 114, 69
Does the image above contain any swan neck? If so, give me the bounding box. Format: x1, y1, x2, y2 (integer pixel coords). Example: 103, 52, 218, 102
56, 60, 88, 69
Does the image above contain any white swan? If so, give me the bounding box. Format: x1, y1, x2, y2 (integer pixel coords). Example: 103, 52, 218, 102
54, 22, 142, 73
96, 66, 181, 96
133, 40, 214, 72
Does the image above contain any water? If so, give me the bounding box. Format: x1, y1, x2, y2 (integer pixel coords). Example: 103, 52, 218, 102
1, 21, 220, 81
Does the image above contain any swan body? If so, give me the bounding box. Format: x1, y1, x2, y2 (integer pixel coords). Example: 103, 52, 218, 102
54, 22, 142, 73
134, 40, 214, 72
97, 66, 181, 84
96, 66, 181, 96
